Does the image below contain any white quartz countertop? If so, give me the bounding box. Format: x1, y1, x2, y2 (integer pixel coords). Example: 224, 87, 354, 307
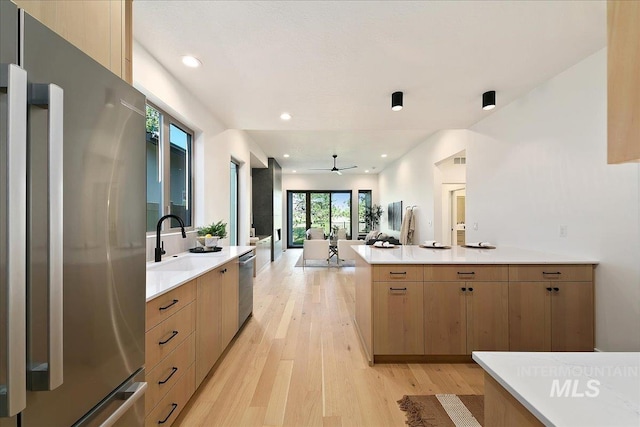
146, 246, 254, 301
353, 245, 598, 264
473, 351, 640, 427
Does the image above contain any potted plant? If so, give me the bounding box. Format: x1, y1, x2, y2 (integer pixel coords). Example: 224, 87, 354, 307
364, 204, 384, 231
197, 220, 228, 247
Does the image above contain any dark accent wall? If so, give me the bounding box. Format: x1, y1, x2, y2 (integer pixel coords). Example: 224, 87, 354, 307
252, 158, 283, 261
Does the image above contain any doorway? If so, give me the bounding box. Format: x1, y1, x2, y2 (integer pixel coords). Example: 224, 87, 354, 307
451, 188, 466, 246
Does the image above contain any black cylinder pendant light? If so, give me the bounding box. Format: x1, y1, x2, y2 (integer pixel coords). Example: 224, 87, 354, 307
482, 90, 496, 110
391, 91, 403, 111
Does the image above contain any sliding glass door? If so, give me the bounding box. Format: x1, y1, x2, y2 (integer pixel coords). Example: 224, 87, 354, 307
287, 190, 352, 248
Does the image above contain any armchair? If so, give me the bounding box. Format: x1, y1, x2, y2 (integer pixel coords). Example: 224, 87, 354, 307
337, 239, 364, 265
306, 227, 325, 240
302, 239, 330, 268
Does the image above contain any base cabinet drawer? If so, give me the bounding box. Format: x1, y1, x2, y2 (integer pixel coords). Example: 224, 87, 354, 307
508, 265, 593, 282
145, 333, 195, 416
145, 363, 195, 427
146, 302, 195, 370
374, 265, 423, 282
146, 280, 196, 332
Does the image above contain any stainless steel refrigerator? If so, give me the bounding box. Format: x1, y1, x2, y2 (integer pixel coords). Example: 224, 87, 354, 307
1, 2, 147, 426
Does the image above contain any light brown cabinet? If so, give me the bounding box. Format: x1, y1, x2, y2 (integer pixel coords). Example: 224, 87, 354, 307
607, 0, 640, 164
195, 269, 222, 387
424, 265, 509, 355
195, 259, 239, 387
12, 0, 132, 82
509, 265, 594, 351
373, 281, 424, 354
144, 282, 196, 425
221, 261, 239, 350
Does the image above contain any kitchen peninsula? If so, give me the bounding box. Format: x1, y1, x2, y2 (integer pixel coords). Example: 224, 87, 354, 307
145, 246, 253, 426
353, 245, 598, 365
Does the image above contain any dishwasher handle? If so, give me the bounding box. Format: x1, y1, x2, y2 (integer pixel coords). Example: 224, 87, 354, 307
238, 255, 257, 265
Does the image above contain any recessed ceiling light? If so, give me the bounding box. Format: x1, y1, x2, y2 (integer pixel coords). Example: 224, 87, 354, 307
381, 154, 388, 158
292, 170, 297, 173
283, 154, 290, 158
280, 112, 292, 121
365, 170, 369, 173
181, 55, 201, 68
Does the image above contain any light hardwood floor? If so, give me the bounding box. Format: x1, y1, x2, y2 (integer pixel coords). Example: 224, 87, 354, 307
175, 249, 484, 427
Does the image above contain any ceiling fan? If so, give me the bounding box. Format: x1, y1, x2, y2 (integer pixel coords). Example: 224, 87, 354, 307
309, 154, 357, 175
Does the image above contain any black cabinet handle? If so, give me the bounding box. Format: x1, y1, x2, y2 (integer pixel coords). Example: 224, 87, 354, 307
461, 287, 467, 291
546, 287, 553, 291
457, 271, 475, 275
158, 403, 178, 424
553, 287, 560, 292
221, 268, 227, 274
389, 271, 407, 275
389, 287, 407, 291
543, 271, 562, 275
158, 367, 178, 385
468, 287, 474, 292
158, 299, 178, 311
158, 330, 178, 345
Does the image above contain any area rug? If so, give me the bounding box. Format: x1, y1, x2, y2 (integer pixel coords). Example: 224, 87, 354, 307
398, 394, 484, 427
294, 253, 355, 267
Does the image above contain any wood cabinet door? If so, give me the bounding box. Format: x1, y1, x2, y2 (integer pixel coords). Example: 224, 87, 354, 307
195, 270, 222, 387
424, 282, 466, 355
221, 261, 239, 350
373, 282, 424, 354
551, 282, 594, 351
466, 282, 509, 353
509, 282, 551, 351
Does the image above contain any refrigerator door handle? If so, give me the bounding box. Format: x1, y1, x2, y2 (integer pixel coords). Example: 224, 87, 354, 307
98, 382, 147, 427
0, 63, 28, 418
28, 83, 64, 391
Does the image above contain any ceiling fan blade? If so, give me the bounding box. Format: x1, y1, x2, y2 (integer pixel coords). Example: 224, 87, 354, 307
308, 168, 332, 170
339, 166, 358, 170
335, 170, 343, 176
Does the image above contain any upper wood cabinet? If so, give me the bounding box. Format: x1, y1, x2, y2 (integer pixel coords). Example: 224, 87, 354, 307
12, 0, 133, 83
608, 0, 640, 164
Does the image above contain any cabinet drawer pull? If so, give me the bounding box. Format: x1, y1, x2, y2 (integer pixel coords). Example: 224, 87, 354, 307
389, 287, 407, 291
542, 271, 562, 275
457, 271, 475, 275
158, 330, 178, 346
158, 299, 179, 311
158, 367, 178, 385
389, 271, 407, 275
158, 403, 178, 424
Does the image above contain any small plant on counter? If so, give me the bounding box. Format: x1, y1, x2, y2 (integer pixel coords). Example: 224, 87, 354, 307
197, 220, 228, 238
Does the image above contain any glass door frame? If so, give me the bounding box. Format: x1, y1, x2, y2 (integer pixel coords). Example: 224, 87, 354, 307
286, 190, 352, 248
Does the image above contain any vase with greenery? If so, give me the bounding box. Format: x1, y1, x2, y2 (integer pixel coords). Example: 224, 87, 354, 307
197, 220, 227, 247
364, 204, 384, 231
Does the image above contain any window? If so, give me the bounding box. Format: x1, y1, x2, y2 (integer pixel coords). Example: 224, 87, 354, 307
229, 161, 239, 245
146, 104, 194, 232
358, 190, 372, 234
287, 190, 352, 247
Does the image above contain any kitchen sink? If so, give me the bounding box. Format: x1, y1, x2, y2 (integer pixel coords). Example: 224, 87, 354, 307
147, 255, 215, 272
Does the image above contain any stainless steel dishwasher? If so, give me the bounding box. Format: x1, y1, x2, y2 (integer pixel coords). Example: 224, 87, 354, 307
238, 251, 256, 326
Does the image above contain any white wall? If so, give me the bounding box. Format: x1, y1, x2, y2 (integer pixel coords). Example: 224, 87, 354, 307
378, 129, 469, 242
134, 42, 268, 260
282, 173, 379, 246
378, 49, 640, 351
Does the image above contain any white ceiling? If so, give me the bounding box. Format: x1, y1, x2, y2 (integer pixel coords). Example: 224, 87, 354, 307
134, 0, 605, 174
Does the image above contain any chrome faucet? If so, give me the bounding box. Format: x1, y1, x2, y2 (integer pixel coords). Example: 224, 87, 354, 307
155, 214, 187, 262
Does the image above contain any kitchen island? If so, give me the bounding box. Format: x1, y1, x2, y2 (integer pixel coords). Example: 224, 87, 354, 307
473, 351, 640, 426
144, 246, 253, 426
353, 245, 598, 364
